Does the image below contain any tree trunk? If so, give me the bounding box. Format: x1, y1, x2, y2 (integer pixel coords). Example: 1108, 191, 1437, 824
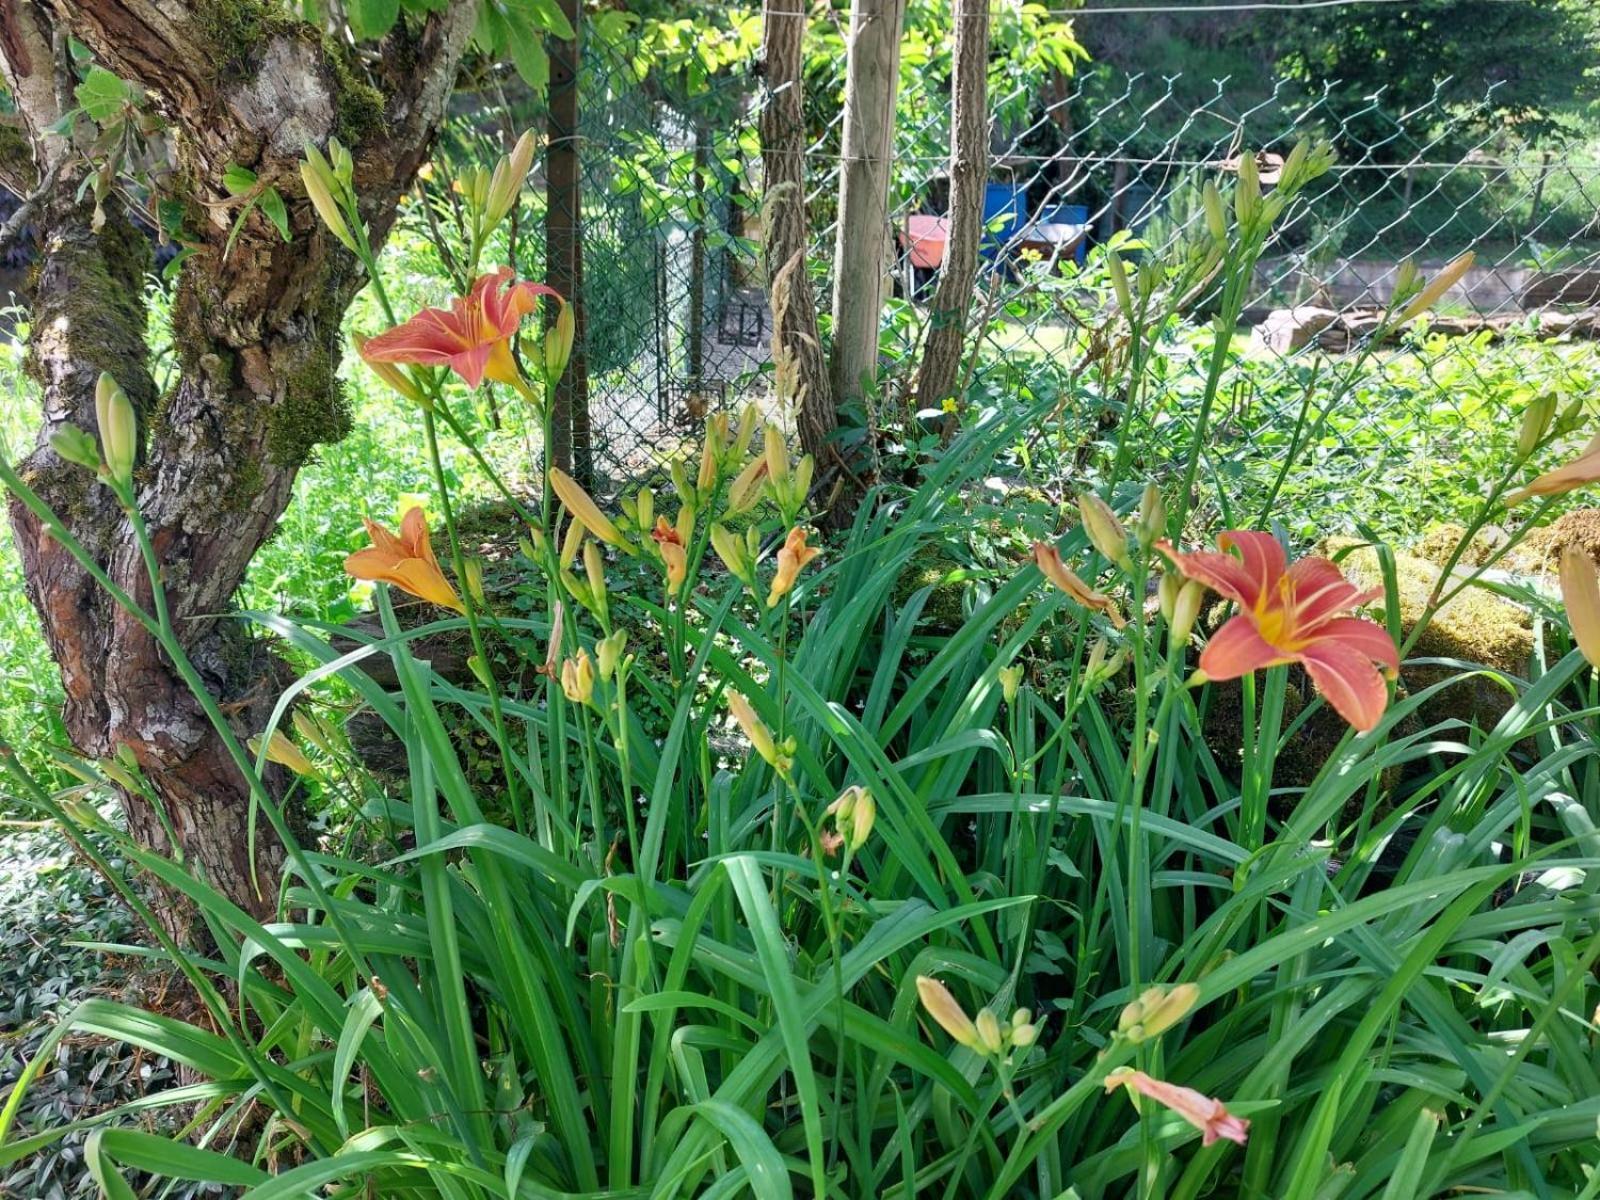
545, 0, 588, 482
828, 0, 905, 406
759, 0, 834, 470
915, 0, 990, 410
1, 0, 473, 930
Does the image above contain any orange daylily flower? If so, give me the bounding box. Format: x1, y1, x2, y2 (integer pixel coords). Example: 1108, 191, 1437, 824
767, 527, 820, 608
650, 517, 688, 596
359, 268, 559, 391
1506, 430, 1600, 506
1161, 530, 1398, 733
344, 505, 465, 613
1031, 541, 1127, 628
1106, 1068, 1250, 1147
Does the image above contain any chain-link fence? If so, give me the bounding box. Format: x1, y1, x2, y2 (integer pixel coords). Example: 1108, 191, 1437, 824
536, 43, 1600, 532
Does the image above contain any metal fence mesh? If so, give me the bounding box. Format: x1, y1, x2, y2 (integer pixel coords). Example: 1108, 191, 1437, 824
542, 47, 1600, 532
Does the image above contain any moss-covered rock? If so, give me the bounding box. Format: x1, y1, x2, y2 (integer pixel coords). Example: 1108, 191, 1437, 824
1330, 537, 1532, 733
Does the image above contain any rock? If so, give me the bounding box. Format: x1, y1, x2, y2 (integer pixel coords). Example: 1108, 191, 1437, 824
1330, 538, 1533, 733
1253, 306, 1340, 354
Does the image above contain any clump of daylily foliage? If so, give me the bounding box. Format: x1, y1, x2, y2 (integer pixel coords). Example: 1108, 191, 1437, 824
5, 128, 1600, 1200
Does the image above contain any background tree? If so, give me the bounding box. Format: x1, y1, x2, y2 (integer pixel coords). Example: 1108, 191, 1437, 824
1267, 0, 1600, 150
0, 0, 566, 927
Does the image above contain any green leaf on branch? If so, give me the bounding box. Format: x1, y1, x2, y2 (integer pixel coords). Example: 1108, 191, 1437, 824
74, 67, 132, 123
348, 0, 400, 40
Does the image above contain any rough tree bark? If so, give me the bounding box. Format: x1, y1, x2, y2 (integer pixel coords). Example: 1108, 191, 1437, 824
1, 0, 474, 930
915, 0, 990, 410
828, 0, 904, 407
758, 0, 834, 468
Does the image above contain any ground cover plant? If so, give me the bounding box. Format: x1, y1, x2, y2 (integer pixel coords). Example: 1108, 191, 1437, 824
3, 124, 1600, 1200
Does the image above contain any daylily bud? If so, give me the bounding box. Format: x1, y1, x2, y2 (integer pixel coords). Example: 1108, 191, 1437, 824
301, 146, 358, 253
1235, 151, 1261, 225
1107, 249, 1133, 319
975, 1009, 1004, 1055
550, 469, 626, 548
1202, 180, 1227, 243
734, 404, 760, 456
999, 664, 1023, 704
1118, 982, 1199, 1043
584, 541, 609, 623
95, 372, 137, 486
1518, 394, 1556, 459
1396, 252, 1474, 325
1138, 482, 1166, 544
726, 689, 792, 779
1158, 570, 1182, 622
560, 649, 595, 706
560, 514, 585, 568
468, 654, 493, 690
1559, 546, 1600, 670
915, 976, 981, 1050
710, 522, 756, 586
249, 729, 315, 778
1010, 1021, 1037, 1048
328, 137, 354, 188
1277, 139, 1309, 192
50, 423, 102, 472
461, 556, 486, 607
596, 629, 627, 681
636, 487, 655, 533
484, 129, 537, 230
826, 784, 875, 852
697, 430, 719, 493
1170, 580, 1206, 647
544, 298, 574, 383
675, 503, 696, 546
765, 425, 789, 480
1554, 396, 1585, 438
1078, 493, 1131, 570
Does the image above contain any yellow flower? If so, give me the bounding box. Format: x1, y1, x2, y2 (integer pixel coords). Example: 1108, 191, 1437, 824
344, 506, 464, 613
941, 397, 958, 414
767, 527, 821, 608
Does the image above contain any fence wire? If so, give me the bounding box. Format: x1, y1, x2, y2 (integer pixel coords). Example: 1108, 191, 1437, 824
536, 48, 1599, 534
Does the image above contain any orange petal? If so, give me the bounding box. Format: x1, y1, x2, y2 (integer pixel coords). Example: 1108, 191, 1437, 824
1197, 614, 1293, 681
1217, 531, 1286, 608
345, 546, 400, 581
1284, 555, 1376, 630
1311, 617, 1400, 675
1300, 639, 1389, 732
386, 557, 465, 612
